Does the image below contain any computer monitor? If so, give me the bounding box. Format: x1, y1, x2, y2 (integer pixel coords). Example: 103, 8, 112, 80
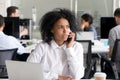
100, 17, 117, 39
3, 17, 20, 38
19, 19, 30, 39
19, 19, 30, 27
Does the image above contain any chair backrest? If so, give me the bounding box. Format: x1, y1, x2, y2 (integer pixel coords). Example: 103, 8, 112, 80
111, 39, 120, 73
0, 48, 18, 66
76, 40, 94, 79
0, 48, 18, 78
111, 39, 120, 62
76, 40, 92, 68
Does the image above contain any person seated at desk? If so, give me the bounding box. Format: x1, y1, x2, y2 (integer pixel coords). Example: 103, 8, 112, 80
27, 8, 84, 80
79, 13, 98, 40
108, 8, 120, 57
7, 6, 28, 39
0, 14, 25, 55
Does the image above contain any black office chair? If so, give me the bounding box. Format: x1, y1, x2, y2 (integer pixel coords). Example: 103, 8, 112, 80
76, 40, 96, 79
101, 39, 120, 80
0, 48, 18, 78
16, 53, 29, 61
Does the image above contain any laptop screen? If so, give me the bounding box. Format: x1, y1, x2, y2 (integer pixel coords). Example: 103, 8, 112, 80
5, 60, 44, 80
76, 31, 94, 41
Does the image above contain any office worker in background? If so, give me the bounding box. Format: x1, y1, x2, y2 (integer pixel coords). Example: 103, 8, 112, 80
0, 14, 25, 55
80, 13, 97, 40
108, 8, 120, 57
7, 6, 28, 38
27, 8, 84, 80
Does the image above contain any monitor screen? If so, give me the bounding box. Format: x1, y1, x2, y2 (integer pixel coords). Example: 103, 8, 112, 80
19, 19, 30, 27
100, 17, 117, 39
3, 17, 20, 38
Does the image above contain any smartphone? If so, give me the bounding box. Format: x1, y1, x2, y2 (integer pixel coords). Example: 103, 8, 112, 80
67, 37, 72, 42
67, 32, 72, 42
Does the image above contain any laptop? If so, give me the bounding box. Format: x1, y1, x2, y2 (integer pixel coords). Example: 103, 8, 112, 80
5, 60, 44, 80
76, 31, 94, 41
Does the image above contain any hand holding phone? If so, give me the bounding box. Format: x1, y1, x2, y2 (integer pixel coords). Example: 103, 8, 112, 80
67, 37, 72, 42
66, 32, 75, 48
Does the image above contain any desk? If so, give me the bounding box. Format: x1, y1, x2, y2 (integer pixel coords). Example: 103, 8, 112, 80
92, 40, 109, 54
24, 40, 109, 54
25, 43, 37, 53
21, 39, 40, 53
92, 45, 109, 53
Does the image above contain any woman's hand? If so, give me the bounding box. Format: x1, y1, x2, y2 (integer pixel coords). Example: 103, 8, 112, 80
66, 32, 75, 48
58, 75, 74, 80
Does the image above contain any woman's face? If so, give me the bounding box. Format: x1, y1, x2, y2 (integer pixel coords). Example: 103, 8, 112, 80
51, 18, 71, 42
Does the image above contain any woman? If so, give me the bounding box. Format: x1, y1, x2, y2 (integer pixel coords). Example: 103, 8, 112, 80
27, 8, 84, 80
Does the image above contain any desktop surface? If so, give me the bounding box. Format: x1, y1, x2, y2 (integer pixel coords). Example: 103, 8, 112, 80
23, 39, 109, 54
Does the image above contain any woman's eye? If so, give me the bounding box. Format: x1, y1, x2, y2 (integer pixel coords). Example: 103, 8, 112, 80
66, 25, 70, 28
58, 25, 63, 29
57, 25, 70, 29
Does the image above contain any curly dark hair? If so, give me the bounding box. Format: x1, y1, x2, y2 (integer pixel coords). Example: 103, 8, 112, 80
39, 8, 78, 44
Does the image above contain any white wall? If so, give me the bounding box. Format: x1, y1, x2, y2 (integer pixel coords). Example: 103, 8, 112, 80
0, 0, 71, 39
77, 0, 113, 17
18, 0, 71, 27
0, 0, 114, 39
17, 0, 71, 39
0, 0, 11, 16
76, 0, 113, 28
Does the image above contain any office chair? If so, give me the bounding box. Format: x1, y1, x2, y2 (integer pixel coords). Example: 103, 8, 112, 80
0, 48, 18, 78
76, 40, 96, 79
101, 39, 120, 80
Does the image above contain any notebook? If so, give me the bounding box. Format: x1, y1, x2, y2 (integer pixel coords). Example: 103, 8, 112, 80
5, 60, 44, 80
76, 31, 94, 41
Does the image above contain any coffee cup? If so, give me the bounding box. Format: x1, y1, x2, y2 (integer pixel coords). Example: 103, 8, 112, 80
94, 72, 106, 80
